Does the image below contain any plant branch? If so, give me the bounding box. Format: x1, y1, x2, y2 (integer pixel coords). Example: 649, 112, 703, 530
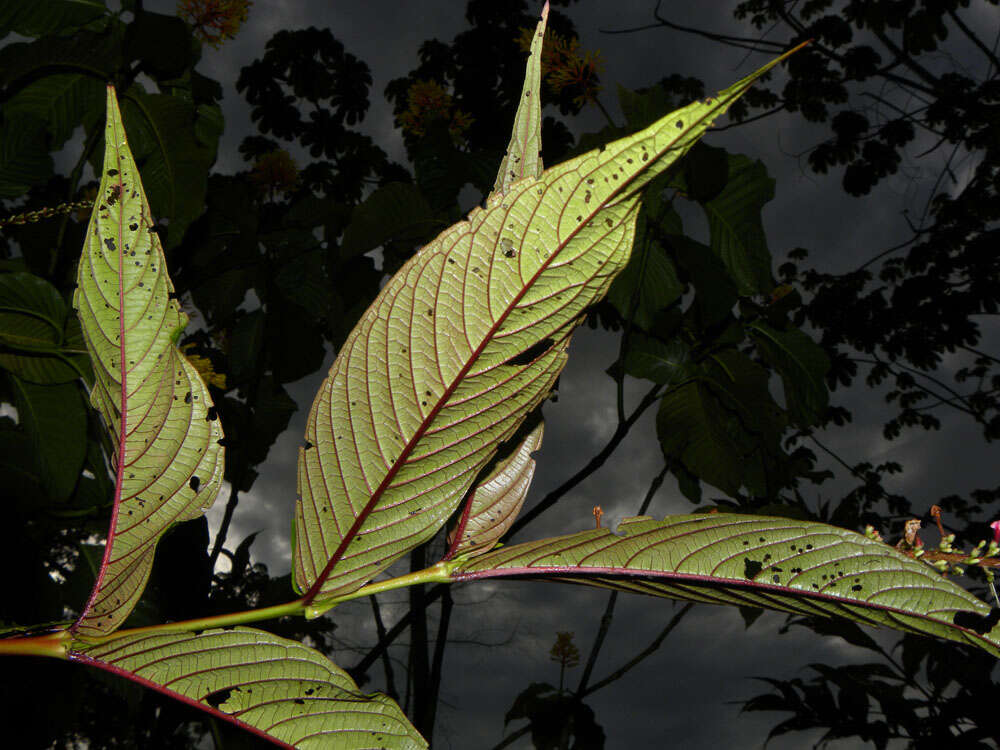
369, 594, 399, 700
504, 382, 663, 539
581, 602, 693, 698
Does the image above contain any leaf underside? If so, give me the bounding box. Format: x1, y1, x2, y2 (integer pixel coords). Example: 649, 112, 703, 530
293, 49, 801, 612
453, 514, 1000, 656
448, 422, 544, 556
71, 627, 426, 750
71, 86, 224, 638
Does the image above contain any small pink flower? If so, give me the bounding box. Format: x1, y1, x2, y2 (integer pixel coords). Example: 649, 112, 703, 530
991, 520, 1000, 544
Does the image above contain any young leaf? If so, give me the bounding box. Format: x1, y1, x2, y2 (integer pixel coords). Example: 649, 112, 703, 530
447, 422, 544, 556
71, 86, 224, 638
294, 46, 806, 613
493, 0, 548, 195
452, 514, 1000, 657
71, 627, 426, 749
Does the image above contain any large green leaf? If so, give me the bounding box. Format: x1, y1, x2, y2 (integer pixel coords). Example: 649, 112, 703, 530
658, 379, 745, 495
294, 49, 804, 613
452, 514, 1000, 657
71, 627, 425, 749
606, 192, 683, 331
0, 0, 106, 40
749, 319, 830, 426
2, 73, 105, 150
0, 272, 91, 383
70, 86, 224, 638
702, 153, 775, 296
0, 112, 53, 198
117, 86, 219, 247
340, 182, 440, 259
9, 376, 86, 503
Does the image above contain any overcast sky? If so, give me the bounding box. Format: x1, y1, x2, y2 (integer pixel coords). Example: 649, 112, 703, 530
123, 1, 1000, 747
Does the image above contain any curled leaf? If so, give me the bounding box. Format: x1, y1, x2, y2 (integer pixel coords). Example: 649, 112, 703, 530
71, 86, 224, 638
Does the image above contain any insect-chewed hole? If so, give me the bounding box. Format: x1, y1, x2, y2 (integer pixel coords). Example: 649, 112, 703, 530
502, 338, 554, 368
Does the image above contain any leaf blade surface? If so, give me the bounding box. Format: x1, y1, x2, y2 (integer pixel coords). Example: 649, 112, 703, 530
71, 627, 425, 749
294, 50, 805, 611
71, 86, 224, 638
452, 513, 1000, 656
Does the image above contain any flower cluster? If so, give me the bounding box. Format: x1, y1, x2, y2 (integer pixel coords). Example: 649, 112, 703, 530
181, 343, 227, 390
397, 80, 473, 142
177, 0, 251, 48
516, 26, 603, 108
247, 150, 299, 198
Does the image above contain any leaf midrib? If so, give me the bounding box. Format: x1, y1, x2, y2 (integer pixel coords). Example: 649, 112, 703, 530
72, 92, 130, 633
303, 82, 761, 603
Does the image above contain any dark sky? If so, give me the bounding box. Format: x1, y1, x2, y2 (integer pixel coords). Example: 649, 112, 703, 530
127, 1, 1000, 747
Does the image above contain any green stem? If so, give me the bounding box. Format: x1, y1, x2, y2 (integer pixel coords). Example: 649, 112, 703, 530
1, 563, 460, 657
0, 630, 71, 659
75, 599, 309, 645
305, 560, 456, 618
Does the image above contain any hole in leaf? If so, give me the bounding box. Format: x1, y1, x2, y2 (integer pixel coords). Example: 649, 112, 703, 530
743, 559, 762, 580
503, 339, 554, 368
190, 476, 201, 492
205, 688, 232, 710
953, 608, 1000, 634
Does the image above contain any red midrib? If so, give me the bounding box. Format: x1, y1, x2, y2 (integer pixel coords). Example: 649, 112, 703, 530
302, 84, 753, 604
73, 90, 129, 633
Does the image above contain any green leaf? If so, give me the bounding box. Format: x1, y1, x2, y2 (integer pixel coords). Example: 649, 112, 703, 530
0, 31, 116, 88
702, 153, 776, 296
71, 627, 426, 749
340, 182, 440, 259
123, 11, 191, 80
668, 233, 738, 326
623, 335, 690, 384
118, 86, 218, 247
448, 422, 544, 556
657, 380, 745, 495
0, 0, 106, 40
0, 273, 68, 336
749, 320, 830, 426
617, 84, 674, 131
294, 49, 802, 613
678, 142, 729, 203
0, 113, 53, 198
493, 1, 547, 195
275, 249, 330, 320
10, 376, 87, 503
2, 73, 105, 150
70, 86, 224, 638
0, 273, 85, 382
228, 310, 265, 385
452, 514, 1000, 657
607, 206, 683, 331
0, 418, 44, 509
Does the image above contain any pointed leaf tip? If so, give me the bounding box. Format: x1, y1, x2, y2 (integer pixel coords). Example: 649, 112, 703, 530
295, 50, 810, 608
454, 513, 1000, 658
492, 0, 549, 196
71, 85, 224, 638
